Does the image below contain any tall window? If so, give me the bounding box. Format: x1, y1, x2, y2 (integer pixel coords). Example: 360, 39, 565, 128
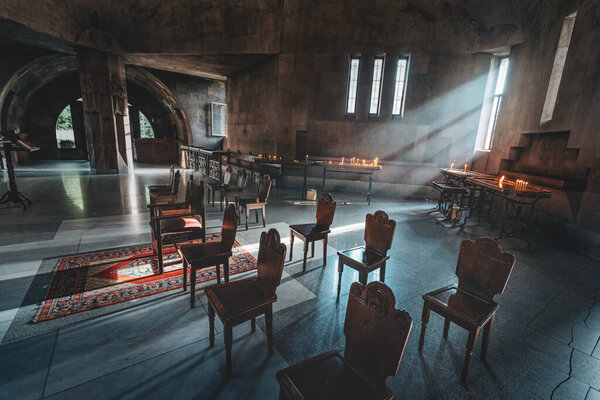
540, 11, 577, 124
369, 56, 385, 115
392, 57, 409, 116
139, 112, 154, 138
56, 105, 75, 149
346, 57, 360, 114
483, 57, 509, 150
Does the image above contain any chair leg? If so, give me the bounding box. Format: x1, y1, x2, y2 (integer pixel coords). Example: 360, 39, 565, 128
311, 241, 315, 257
182, 257, 188, 291
208, 301, 215, 347
336, 256, 343, 301
481, 315, 494, 362
157, 238, 164, 275
302, 241, 308, 272
216, 263, 221, 284
224, 323, 233, 377
190, 266, 196, 308
266, 304, 273, 353
261, 205, 266, 227
224, 260, 230, 283
462, 329, 480, 382
418, 301, 431, 352
359, 270, 368, 286
289, 231, 294, 261
443, 318, 450, 340
380, 261, 386, 282
255, 209, 259, 223
251, 317, 256, 332
245, 207, 249, 230
323, 236, 327, 266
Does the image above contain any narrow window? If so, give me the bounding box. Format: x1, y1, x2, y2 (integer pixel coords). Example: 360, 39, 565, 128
56, 105, 75, 149
139, 112, 155, 138
346, 57, 360, 114
540, 11, 577, 124
369, 56, 384, 115
392, 57, 409, 116
483, 57, 509, 150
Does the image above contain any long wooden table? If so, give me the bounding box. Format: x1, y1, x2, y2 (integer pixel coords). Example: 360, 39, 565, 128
439, 168, 551, 247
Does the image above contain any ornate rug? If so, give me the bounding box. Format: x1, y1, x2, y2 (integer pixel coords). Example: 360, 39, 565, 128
34, 234, 256, 323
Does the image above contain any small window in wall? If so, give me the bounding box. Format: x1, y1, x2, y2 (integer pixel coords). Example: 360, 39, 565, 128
392, 57, 409, 116
139, 112, 154, 138
482, 57, 509, 150
346, 57, 360, 114
56, 105, 75, 149
540, 11, 577, 125
369, 56, 385, 115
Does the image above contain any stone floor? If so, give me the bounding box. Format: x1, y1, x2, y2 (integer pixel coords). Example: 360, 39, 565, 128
1, 161, 599, 399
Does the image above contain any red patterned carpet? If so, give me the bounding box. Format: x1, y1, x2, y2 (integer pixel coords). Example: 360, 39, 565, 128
35, 234, 256, 323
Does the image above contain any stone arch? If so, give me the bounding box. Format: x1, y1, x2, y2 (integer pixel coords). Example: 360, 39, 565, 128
0, 55, 192, 145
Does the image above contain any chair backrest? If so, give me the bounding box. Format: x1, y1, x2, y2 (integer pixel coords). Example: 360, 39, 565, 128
315, 193, 336, 229
220, 204, 239, 251
456, 237, 515, 301
344, 281, 412, 389
364, 211, 396, 255
223, 165, 233, 186
187, 178, 205, 216
256, 228, 287, 294
258, 174, 272, 202
171, 170, 181, 194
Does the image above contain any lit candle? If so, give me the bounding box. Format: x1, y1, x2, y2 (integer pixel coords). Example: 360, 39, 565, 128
463, 163, 467, 174
499, 175, 505, 188
374, 157, 379, 166
450, 161, 454, 170
341, 157, 344, 165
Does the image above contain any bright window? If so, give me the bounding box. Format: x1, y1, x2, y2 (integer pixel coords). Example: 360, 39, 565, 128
483, 57, 509, 150
139, 112, 154, 138
369, 57, 384, 115
56, 105, 75, 149
540, 11, 577, 124
346, 57, 360, 114
392, 57, 409, 116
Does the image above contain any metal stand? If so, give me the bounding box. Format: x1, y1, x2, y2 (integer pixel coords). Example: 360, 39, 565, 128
0, 141, 31, 210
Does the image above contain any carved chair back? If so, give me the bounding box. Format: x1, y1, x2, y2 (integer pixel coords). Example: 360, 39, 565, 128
236, 169, 248, 190
364, 211, 396, 255
186, 178, 205, 216
315, 193, 336, 229
256, 228, 287, 294
456, 238, 515, 301
220, 204, 240, 251
258, 175, 272, 202
344, 281, 412, 389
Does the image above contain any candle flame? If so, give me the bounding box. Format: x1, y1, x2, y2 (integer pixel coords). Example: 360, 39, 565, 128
499, 175, 505, 188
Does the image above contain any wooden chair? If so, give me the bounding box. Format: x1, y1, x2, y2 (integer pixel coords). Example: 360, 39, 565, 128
205, 228, 286, 377
418, 237, 515, 382
220, 168, 249, 210
238, 174, 272, 230
149, 178, 206, 274
149, 170, 180, 204
276, 281, 412, 400
336, 211, 396, 300
147, 165, 175, 195
289, 193, 337, 272
178, 204, 239, 308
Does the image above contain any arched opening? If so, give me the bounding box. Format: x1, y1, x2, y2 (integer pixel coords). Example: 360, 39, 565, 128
139, 111, 154, 138
55, 104, 76, 149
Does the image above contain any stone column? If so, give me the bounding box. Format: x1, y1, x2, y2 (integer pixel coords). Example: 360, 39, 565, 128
77, 47, 129, 173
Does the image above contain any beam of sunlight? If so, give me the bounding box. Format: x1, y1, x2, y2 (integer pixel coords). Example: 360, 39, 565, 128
60, 172, 84, 211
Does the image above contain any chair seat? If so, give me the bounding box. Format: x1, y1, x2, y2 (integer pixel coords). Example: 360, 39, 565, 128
205, 278, 275, 319
337, 246, 388, 270
160, 216, 203, 235
238, 198, 266, 208
179, 241, 230, 265
276, 350, 389, 400
423, 286, 498, 326
290, 223, 330, 239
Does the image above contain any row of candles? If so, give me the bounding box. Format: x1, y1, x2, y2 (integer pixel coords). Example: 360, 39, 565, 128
284, 155, 379, 167
499, 175, 529, 191
449, 162, 468, 174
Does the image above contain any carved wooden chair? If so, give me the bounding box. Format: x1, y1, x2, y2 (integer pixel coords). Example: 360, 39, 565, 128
149, 178, 206, 274
178, 204, 239, 308
238, 174, 272, 230
418, 237, 515, 382
289, 193, 337, 272
219, 167, 249, 210
147, 165, 175, 195
205, 228, 286, 377
336, 211, 396, 300
276, 281, 412, 399
149, 169, 180, 204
